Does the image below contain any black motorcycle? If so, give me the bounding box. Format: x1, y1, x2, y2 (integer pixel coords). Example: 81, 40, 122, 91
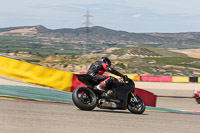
72, 74, 145, 114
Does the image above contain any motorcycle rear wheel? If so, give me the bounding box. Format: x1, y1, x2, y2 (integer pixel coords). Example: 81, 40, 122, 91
127, 93, 145, 114
196, 98, 200, 104
72, 87, 97, 111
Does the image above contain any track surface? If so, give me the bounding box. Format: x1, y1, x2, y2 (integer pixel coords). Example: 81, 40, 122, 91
0, 76, 200, 133
0, 99, 199, 133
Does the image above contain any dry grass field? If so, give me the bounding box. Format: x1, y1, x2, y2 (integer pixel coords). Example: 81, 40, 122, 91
170, 49, 200, 59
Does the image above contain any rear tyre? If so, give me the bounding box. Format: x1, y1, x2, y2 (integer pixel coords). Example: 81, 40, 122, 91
196, 98, 200, 104
127, 93, 145, 114
72, 87, 97, 111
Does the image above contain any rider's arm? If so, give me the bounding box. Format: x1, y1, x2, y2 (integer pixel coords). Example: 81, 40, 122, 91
108, 67, 124, 77
102, 62, 124, 77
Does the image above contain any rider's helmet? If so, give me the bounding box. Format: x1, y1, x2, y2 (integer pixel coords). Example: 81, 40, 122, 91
101, 57, 111, 66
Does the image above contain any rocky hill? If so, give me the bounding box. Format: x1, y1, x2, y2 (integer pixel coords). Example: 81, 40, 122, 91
0, 25, 200, 49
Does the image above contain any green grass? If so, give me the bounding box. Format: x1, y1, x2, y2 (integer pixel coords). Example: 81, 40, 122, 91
23, 59, 41, 63
143, 57, 200, 68
0, 36, 25, 39
139, 45, 188, 57
111, 46, 188, 57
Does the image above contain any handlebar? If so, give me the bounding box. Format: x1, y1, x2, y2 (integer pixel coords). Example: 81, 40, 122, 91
120, 78, 135, 87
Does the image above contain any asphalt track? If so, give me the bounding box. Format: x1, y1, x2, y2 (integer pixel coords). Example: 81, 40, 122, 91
0, 76, 200, 133
0, 99, 200, 133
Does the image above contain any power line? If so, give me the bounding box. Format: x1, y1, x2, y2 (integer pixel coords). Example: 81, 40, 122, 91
83, 8, 92, 42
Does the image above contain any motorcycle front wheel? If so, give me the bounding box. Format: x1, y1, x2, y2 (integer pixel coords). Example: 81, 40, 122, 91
127, 93, 145, 114
72, 87, 97, 111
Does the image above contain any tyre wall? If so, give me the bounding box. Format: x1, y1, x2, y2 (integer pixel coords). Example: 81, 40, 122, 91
132, 75, 199, 83
135, 88, 157, 107
141, 76, 172, 82
0, 55, 73, 91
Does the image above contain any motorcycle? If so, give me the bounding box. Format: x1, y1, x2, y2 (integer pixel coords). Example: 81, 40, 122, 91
72, 74, 145, 114
194, 88, 200, 104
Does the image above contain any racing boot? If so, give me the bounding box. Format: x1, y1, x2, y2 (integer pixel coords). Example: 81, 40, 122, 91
100, 90, 112, 99
104, 90, 113, 97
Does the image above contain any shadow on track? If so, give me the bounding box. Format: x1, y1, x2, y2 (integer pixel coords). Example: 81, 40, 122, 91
91, 109, 148, 115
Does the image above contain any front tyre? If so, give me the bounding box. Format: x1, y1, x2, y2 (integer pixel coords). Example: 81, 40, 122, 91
72, 87, 97, 111
127, 93, 145, 114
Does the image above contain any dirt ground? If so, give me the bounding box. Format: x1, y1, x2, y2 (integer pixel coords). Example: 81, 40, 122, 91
170, 49, 200, 59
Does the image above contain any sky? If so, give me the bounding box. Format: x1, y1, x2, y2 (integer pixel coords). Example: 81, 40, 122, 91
0, 0, 200, 33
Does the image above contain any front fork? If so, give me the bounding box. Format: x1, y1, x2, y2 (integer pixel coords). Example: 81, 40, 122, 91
130, 92, 138, 103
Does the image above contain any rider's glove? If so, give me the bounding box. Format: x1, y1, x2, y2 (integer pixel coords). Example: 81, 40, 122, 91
123, 75, 128, 81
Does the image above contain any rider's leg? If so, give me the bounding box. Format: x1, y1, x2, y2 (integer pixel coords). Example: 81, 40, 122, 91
95, 77, 113, 91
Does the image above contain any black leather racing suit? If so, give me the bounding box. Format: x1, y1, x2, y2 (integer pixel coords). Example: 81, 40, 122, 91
87, 61, 124, 89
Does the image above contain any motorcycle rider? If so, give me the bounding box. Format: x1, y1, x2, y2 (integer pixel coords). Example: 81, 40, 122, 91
87, 57, 128, 91
194, 88, 200, 104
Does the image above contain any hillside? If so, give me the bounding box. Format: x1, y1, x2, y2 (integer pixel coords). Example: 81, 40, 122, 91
35, 46, 200, 77
1, 25, 200, 76
0, 25, 200, 49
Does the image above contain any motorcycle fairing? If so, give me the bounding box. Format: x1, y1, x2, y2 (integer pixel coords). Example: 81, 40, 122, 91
111, 83, 135, 109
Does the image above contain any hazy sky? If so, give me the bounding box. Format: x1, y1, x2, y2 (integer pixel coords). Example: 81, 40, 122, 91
0, 0, 200, 33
